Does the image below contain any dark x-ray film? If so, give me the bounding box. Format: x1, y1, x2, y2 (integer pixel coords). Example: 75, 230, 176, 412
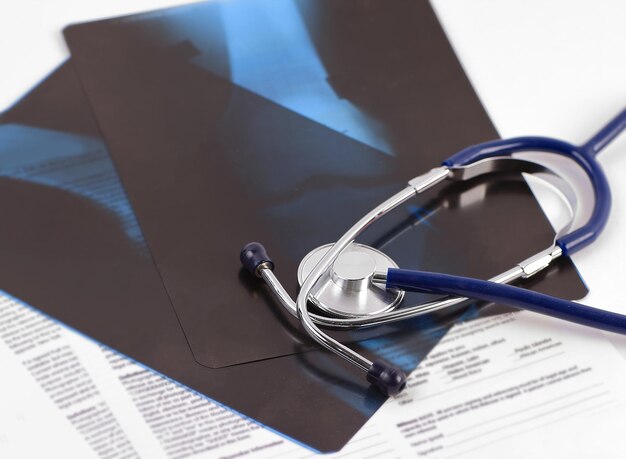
0, 0, 587, 452
64, 0, 587, 365
0, 61, 406, 452
1, 63, 566, 454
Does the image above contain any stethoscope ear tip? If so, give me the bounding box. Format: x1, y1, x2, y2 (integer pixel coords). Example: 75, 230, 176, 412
240, 242, 274, 277
366, 361, 407, 397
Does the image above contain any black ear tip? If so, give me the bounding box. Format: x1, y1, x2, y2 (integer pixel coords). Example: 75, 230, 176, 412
366, 361, 407, 396
240, 242, 274, 276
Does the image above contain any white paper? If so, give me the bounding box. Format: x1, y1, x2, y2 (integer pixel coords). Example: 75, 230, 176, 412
4, 288, 626, 458
368, 312, 626, 458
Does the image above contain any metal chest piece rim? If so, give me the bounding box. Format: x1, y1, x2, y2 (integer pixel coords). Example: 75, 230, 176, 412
297, 243, 404, 318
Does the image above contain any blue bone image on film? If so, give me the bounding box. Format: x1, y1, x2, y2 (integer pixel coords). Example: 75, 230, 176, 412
126, 0, 395, 156
0, 122, 396, 423
0, 122, 325, 450
0, 124, 145, 248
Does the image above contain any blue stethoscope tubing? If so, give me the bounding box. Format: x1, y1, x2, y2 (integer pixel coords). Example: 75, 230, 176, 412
387, 108, 626, 330
444, 109, 626, 256
386, 269, 626, 335
242, 108, 626, 396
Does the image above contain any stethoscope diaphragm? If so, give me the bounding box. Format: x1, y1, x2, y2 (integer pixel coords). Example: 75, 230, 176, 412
297, 243, 404, 318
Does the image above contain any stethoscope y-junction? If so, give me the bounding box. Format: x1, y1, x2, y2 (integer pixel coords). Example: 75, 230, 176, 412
241, 108, 626, 396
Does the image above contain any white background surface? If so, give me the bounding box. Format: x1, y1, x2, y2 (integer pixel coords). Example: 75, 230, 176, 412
1, 0, 626, 454
430, 0, 626, 318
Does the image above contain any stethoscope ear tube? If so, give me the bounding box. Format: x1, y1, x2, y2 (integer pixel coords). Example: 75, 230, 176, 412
386, 268, 626, 335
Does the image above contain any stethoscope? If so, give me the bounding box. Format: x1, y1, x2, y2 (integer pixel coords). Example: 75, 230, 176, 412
241, 108, 626, 397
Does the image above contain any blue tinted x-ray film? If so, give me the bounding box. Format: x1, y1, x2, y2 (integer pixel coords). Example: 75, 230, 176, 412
130, 0, 395, 155
0, 57, 481, 453
1, 0, 587, 451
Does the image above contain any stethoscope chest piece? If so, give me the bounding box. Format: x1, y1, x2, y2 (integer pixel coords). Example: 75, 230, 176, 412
297, 243, 404, 318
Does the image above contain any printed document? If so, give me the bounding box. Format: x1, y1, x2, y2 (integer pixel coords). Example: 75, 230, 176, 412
2, 293, 626, 458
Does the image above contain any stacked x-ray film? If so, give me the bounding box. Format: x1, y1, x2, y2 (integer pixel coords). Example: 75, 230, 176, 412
0, 0, 586, 451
